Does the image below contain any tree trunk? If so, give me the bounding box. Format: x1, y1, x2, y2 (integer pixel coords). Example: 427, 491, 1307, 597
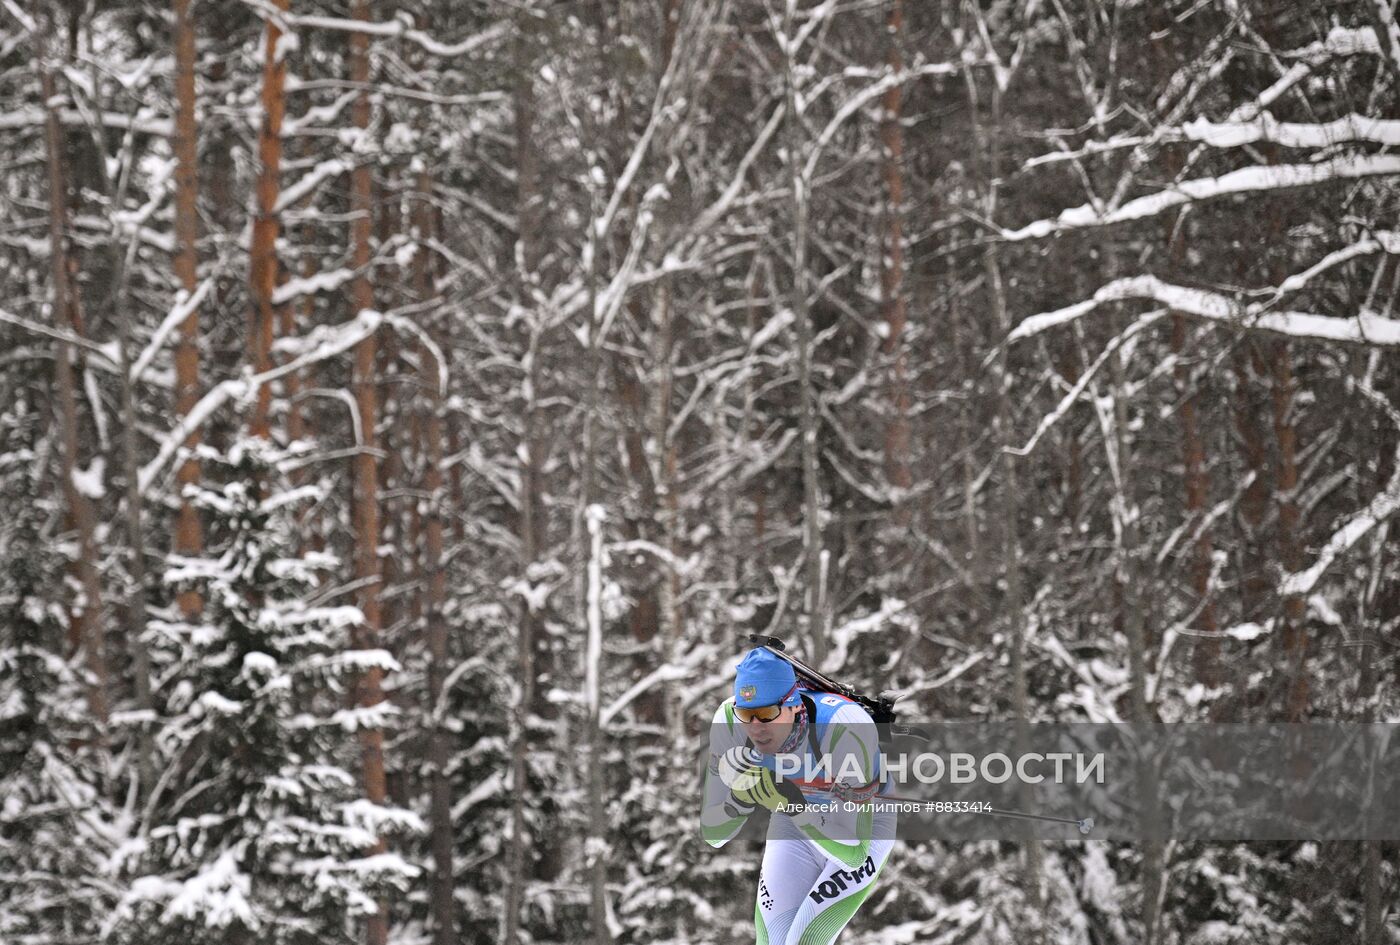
38, 33, 109, 729
374, 182, 405, 730
1107, 314, 1165, 945
652, 279, 684, 732
782, 3, 826, 664
584, 502, 609, 945
412, 163, 455, 945
1230, 340, 1272, 622
348, 6, 389, 944
503, 18, 545, 942
92, 114, 158, 797
610, 307, 663, 722
1269, 338, 1308, 720
963, 61, 1043, 908
1256, 126, 1307, 719
171, 0, 204, 616
248, 0, 289, 440
1362, 838, 1384, 945
74, 15, 159, 794
1150, 14, 1219, 690
1160, 196, 1217, 673
955, 296, 981, 581
1171, 313, 1221, 689
740, 264, 768, 612
879, 0, 912, 512
579, 100, 609, 945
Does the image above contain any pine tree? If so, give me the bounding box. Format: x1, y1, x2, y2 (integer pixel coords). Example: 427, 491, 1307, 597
107, 438, 421, 945
0, 455, 117, 945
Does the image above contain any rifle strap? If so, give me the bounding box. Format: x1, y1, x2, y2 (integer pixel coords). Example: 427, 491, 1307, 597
799, 692, 823, 759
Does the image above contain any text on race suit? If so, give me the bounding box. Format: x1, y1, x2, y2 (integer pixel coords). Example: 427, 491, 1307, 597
808, 855, 877, 904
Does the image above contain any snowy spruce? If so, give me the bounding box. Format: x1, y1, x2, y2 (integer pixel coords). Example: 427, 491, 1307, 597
103, 439, 421, 945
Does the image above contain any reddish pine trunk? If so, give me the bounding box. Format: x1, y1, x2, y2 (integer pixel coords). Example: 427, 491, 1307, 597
1151, 17, 1219, 689
171, 0, 204, 615
1164, 217, 1219, 685
1261, 138, 1308, 720
349, 5, 390, 944
1171, 314, 1220, 687
248, 0, 289, 440
39, 52, 109, 727
1254, 13, 1309, 721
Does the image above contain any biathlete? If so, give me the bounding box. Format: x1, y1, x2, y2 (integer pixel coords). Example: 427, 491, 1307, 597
700, 646, 897, 945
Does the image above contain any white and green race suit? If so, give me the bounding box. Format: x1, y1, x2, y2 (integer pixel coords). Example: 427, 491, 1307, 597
700, 690, 897, 945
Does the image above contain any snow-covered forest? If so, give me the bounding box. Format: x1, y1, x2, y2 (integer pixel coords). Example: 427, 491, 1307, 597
3, 0, 1399, 941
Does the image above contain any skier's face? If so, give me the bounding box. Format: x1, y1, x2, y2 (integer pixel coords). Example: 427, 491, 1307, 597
742, 705, 797, 753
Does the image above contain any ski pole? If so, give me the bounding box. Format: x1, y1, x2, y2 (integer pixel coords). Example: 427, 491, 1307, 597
977, 805, 1095, 835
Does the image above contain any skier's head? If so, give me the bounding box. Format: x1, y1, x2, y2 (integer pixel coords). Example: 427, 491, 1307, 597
733, 647, 803, 752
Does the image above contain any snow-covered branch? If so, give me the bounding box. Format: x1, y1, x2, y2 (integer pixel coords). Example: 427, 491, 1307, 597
129, 278, 214, 384
822, 599, 905, 674
1280, 463, 1400, 598
139, 309, 384, 493
801, 64, 958, 185
289, 14, 507, 58
1002, 155, 1400, 243
1006, 310, 1166, 457
1001, 154, 1400, 242
593, 27, 687, 243
606, 539, 695, 576
1177, 113, 1400, 149
275, 158, 355, 213
1008, 275, 1400, 346
1370, 0, 1400, 74
1026, 114, 1400, 170
600, 644, 714, 728
683, 102, 785, 243
1289, 25, 1382, 63
1280, 376, 1400, 597
591, 196, 657, 345
272, 268, 356, 305
382, 311, 448, 398
1275, 231, 1400, 296
0, 306, 119, 367
283, 90, 358, 136
0, 106, 171, 137
584, 505, 605, 718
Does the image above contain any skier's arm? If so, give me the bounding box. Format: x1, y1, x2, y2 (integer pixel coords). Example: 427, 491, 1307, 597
700, 700, 752, 848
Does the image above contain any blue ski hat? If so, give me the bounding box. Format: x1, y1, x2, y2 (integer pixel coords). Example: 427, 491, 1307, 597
734, 648, 802, 708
